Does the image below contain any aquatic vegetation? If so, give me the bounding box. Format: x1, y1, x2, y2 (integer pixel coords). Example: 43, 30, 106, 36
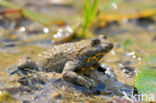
144, 55, 156, 64
135, 65, 156, 101
0, 91, 19, 103
121, 39, 133, 49
82, 0, 98, 36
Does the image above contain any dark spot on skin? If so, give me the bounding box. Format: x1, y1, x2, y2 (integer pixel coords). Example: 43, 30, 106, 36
96, 55, 103, 60
90, 59, 96, 62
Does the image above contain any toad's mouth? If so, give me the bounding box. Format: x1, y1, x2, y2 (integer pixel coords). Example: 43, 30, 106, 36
101, 42, 113, 52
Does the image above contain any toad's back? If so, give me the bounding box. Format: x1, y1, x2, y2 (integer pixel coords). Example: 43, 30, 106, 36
37, 40, 91, 73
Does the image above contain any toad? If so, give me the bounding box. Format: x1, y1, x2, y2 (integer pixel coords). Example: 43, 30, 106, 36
13, 35, 113, 88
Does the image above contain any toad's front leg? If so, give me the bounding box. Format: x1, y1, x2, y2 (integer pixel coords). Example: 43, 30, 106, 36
62, 60, 96, 89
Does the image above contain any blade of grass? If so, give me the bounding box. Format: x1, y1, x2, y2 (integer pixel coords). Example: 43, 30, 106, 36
0, 0, 18, 8
0, 0, 54, 24
22, 9, 52, 24
82, 0, 91, 35
90, 0, 98, 22
82, 0, 99, 36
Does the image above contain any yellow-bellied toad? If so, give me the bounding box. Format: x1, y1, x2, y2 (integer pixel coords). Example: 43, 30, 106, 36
15, 36, 113, 88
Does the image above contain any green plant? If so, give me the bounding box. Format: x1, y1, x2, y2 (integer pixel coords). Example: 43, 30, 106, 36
82, 0, 98, 36
81, 0, 122, 37
135, 65, 156, 101
121, 39, 133, 49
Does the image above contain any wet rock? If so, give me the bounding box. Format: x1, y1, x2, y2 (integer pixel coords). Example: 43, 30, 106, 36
0, 17, 16, 29
22, 100, 31, 103
117, 60, 134, 66
99, 64, 116, 79
31, 82, 63, 103
113, 96, 140, 103
91, 82, 113, 95
0, 86, 22, 95
112, 64, 136, 86
120, 66, 136, 77
17, 74, 47, 91
92, 70, 133, 96
2, 42, 16, 48
136, 17, 155, 27
91, 81, 106, 92
4, 67, 134, 103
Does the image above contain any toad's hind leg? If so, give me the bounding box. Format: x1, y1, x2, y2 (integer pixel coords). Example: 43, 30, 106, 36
11, 57, 38, 75
62, 61, 95, 89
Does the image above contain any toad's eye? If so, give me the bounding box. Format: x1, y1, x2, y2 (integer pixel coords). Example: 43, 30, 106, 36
92, 38, 100, 46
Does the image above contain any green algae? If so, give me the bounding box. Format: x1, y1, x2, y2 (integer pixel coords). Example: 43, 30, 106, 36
0, 91, 20, 103
135, 65, 156, 101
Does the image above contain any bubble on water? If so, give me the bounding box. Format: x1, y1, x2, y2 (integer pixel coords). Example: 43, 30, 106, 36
138, 57, 142, 61
20, 27, 26, 32
43, 27, 49, 33
58, 32, 62, 37
118, 63, 124, 67
127, 52, 135, 56
53, 34, 58, 38
126, 51, 137, 59
58, 29, 63, 33
132, 55, 136, 59
112, 3, 118, 10
65, 26, 73, 33
111, 50, 116, 55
